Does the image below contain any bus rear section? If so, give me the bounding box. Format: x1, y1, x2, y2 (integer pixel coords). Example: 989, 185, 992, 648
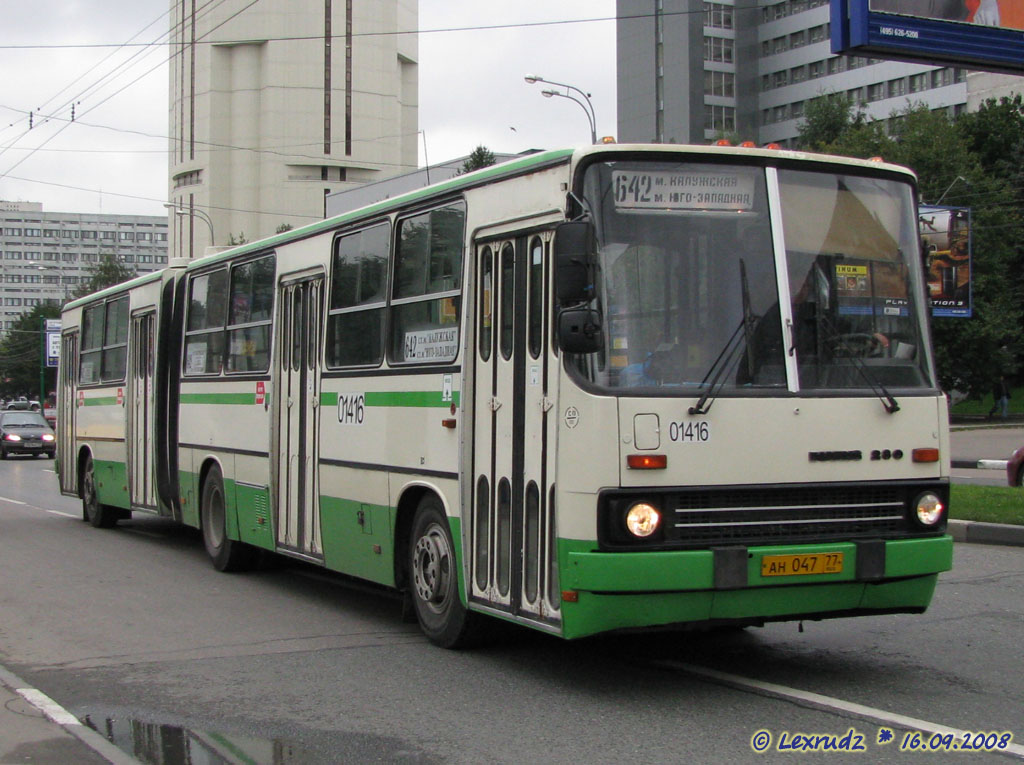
59, 271, 177, 526
540, 147, 953, 640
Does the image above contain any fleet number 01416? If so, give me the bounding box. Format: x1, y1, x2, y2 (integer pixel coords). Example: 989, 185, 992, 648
669, 421, 710, 442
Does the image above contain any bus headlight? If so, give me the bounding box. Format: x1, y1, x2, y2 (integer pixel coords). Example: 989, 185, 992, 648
625, 502, 661, 538
914, 492, 945, 527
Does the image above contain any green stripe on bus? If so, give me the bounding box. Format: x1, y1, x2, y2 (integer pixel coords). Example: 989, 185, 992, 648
179, 392, 258, 405
320, 390, 460, 408
365, 391, 460, 408
82, 397, 119, 406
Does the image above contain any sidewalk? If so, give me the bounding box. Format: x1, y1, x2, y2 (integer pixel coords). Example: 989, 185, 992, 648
0, 665, 139, 765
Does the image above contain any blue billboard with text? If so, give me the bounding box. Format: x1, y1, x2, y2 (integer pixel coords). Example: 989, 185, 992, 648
832, 0, 1024, 73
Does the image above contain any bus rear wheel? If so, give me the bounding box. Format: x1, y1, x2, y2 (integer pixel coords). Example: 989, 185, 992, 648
81, 455, 120, 528
409, 495, 482, 648
201, 464, 255, 572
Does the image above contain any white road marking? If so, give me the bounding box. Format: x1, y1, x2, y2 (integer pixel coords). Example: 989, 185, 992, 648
662, 660, 1024, 759
0, 496, 27, 505
46, 509, 79, 519
17, 687, 82, 727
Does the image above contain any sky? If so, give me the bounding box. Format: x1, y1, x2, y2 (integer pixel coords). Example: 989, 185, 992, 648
0, 0, 616, 217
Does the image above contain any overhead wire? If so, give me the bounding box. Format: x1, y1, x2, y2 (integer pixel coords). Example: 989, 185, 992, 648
0, 0, 260, 182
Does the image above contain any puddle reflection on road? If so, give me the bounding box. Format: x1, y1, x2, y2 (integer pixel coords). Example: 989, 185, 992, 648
84, 715, 310, 764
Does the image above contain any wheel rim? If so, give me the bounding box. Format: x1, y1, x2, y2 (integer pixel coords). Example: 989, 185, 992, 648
412, 522, 453, 614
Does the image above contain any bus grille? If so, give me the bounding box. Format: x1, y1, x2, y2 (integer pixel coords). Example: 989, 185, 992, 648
670, 485, 909, 546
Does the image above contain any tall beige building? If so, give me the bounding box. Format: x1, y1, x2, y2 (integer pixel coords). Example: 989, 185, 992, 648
168, 0, 418, 259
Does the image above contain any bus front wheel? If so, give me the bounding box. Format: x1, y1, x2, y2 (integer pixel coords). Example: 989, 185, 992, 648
201, 464, 255, 572
82, 455, 119, 528
409, 495, 482, 648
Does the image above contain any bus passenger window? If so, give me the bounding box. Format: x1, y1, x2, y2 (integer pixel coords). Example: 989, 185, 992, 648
184, 269, 228, 375
326, 223, 389, 367
389, 202, 465, 365
226, 255, 275, 373
101, 297, 129, 382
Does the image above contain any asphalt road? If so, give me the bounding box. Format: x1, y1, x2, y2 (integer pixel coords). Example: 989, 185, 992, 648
950, 424, 1022, 486
0, 456, 1021, 763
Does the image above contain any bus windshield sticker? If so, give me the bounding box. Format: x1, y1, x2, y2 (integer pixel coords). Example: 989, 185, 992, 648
185, 343, 207, 375
612, 169, 755, 212
404, 328, 458, 361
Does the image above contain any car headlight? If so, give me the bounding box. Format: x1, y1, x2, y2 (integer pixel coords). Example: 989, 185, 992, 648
4, 433, 21, 442
914, 492, 945, 527
42, 434, 55, 442
625, 502, 661, 538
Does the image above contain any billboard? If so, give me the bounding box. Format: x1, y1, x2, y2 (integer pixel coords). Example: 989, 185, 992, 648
919, 205, 971, 317
832, 0, 1024, 73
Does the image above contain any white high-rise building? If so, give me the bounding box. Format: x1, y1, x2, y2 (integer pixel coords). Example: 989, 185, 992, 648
0, 201, 168, 330
168, 0, 418, 259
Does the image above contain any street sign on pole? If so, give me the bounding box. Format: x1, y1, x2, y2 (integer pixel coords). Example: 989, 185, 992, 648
45, 319, 61, 368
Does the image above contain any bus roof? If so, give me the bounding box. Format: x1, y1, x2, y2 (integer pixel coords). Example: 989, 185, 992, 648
62, 269, 165, 313
64, 143, 918, 310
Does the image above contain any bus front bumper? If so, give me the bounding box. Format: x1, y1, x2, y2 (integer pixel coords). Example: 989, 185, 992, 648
558, 535, 953, 640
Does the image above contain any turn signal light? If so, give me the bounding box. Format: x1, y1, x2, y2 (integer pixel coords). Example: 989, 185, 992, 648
912, 448, 940, 463
627, 454, 667, 469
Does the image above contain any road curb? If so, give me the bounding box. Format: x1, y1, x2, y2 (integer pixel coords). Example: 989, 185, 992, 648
947, 519, 1024, 547
951, 458, 1008, 470
0, 663, 141, 765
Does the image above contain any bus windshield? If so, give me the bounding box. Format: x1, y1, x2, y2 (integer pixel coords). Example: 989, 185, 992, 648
576, 158, 935, 395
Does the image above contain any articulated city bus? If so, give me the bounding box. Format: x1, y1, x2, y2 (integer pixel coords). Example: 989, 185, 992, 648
57, 144, 953, 647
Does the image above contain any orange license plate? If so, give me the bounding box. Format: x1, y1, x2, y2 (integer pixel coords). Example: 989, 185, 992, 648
761, 552, 844, 577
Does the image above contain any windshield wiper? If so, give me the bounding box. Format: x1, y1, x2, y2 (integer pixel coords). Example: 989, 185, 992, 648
689, 260, 759, 416
821, 317, 900, 415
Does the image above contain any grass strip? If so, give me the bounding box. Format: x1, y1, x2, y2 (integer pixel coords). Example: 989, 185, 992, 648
950, 484, 1024, 526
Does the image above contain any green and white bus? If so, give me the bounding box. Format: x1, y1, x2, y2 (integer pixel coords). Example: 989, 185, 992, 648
57, 144, 953, 646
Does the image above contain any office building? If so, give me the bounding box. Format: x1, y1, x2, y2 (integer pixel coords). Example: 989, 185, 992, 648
616, 0, 973, 147
168, 0, 418, 259
0, 201, 167, 329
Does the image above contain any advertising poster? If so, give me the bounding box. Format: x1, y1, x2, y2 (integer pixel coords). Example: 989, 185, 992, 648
869, 0, 1024, 30
919, 205, 972, 317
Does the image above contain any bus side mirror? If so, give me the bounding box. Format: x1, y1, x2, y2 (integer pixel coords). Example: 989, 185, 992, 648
557, 307, 604, 354
554, 221, 595, 304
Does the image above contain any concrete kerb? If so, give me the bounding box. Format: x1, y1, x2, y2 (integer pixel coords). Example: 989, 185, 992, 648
947, 519, 1024, 547
0, 663, 141, 765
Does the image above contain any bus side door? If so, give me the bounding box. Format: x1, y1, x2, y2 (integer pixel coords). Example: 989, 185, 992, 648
127, 311, 157, 509
470, 233, 560, 625
274, 274, 324, 560
58, 331, 78, 496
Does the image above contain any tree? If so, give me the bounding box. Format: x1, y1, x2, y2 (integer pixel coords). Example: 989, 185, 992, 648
797, 92, 871, 152
458, 145, 496, 174
228, 232, 249, 246
0, 303, 61, 402
795, 97, 1024, 400
72, 254, 136, 300
275, 223, 294, 234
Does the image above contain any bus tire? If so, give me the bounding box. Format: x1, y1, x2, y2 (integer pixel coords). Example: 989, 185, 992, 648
409, 495, 482, 648
81, 455, 119, 528
201, 464, 255, 572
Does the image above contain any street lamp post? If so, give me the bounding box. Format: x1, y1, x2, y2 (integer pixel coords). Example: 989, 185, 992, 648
164, 203, 215, 248
525, 74, 597, 144
28, 262, 69, 303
